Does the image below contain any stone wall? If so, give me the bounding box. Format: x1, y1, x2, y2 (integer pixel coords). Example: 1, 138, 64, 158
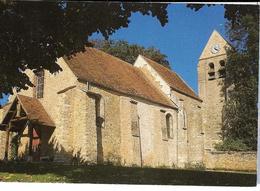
204, 150, 257, 171
87, 84, 122, 165
71, 82, 122, 165
120, 95, 187, 168
173, 91, 204, 166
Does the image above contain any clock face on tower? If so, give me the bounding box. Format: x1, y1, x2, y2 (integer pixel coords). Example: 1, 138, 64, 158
211, 44, 221, 54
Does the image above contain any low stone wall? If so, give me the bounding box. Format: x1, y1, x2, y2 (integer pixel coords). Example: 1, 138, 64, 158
204, 150, 257, 171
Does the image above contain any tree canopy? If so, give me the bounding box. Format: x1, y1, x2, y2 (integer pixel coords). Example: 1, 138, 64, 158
0, 1, 169, 97
94, 39, 170, 69
187, 4, 259, 26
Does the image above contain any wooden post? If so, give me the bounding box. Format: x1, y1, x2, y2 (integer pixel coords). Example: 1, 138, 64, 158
28, 123, 33, 162
16, 102, 21, 117
4, 123, 11, 161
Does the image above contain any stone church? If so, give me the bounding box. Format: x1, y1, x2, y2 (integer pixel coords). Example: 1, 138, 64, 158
0, 31, 256, 170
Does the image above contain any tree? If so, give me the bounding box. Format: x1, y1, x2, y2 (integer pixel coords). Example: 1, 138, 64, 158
221, 12, 259, 151
188, 4, 259, 150
187, 4, 258, 27
0, 1, 169, 97
94, 39, 170, 68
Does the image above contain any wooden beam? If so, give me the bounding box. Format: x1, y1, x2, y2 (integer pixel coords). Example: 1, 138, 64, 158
10, 116, 28, 122
3, 123, 11, 161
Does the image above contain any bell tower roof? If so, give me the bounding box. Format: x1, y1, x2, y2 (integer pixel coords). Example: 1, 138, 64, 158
199, 30, 230, 60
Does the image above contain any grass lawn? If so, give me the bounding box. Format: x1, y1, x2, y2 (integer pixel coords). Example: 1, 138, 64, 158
0, 162, 257, 186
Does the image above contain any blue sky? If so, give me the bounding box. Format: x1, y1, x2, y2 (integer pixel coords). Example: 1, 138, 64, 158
0, 3, 227, 106
91, 4, 226, 91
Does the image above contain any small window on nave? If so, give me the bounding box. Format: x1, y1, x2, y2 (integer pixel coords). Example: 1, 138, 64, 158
166, 113, 174, 139
34, 70, 44, 99
160, 110, 168, 141
183, 110, 187, 130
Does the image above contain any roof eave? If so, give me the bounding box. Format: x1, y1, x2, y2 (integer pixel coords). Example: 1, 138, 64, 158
170, 86, 203, 102
78, 78, 178, 110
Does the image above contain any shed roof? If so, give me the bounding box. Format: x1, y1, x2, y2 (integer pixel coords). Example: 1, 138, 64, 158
17, 95, 55, 127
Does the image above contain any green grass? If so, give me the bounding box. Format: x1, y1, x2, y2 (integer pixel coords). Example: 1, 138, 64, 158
0, 162, 257, 186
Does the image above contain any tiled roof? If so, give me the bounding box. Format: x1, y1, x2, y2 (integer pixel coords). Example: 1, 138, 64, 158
64, 47, 176, 109
141, 56, 202, 102
17, 95, 55, 127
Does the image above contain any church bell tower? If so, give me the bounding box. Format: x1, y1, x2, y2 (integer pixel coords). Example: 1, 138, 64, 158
197, 30, 230, 151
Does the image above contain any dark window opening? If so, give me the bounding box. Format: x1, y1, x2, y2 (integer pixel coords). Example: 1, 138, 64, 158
208, 62, 215, 80
218, 60, 226, 78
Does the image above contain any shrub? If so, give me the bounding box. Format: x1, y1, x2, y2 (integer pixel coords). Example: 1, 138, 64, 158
214, 139, 250, 151
10, 134, 21, 161
184, 162, 205, 170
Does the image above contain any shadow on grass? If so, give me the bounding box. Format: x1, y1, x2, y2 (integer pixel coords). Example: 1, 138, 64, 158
0, 162, 256, 186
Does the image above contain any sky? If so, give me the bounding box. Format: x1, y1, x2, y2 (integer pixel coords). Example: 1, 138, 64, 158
0, 3, 227, 106
91, 4, 227, 92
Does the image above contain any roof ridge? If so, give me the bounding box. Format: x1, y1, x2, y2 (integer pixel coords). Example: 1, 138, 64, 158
171, 70, 199, 98
90, 47, 137, 69
140, 55, 173, 72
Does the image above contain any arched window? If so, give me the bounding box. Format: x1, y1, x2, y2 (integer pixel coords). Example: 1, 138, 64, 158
208, 62, 215, 80
219, 60, 225, 66
166, 113, 173, 139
